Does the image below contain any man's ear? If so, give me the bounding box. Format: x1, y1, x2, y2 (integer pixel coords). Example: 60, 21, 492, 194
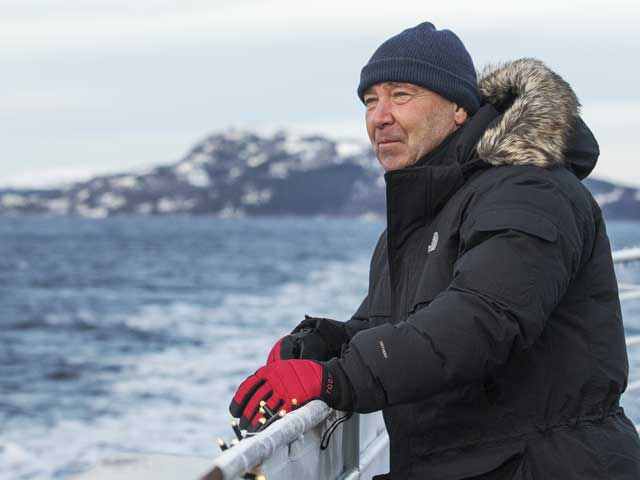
453, 105, 468, 126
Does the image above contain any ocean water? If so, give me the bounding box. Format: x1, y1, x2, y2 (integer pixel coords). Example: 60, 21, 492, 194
1, 216, 639, 480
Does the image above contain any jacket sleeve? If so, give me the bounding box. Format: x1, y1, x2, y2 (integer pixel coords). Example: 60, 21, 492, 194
338, 176, 584, 412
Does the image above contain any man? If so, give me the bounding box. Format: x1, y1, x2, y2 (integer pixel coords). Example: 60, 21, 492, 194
230, 22, 640, 478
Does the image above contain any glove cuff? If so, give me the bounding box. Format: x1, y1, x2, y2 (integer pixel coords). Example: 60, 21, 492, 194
320, 358, 354, 411
291, 316, 350, 359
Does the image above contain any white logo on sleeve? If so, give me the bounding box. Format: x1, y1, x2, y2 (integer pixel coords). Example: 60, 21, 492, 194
427, 231, 439, 253
379, 340, 388, 359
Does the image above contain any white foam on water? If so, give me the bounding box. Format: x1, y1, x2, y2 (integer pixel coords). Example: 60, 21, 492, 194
1, 254, 371, 480
0, 442, 31, 468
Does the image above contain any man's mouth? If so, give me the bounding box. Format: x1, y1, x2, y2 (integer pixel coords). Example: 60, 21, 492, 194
378, 140, 402, 149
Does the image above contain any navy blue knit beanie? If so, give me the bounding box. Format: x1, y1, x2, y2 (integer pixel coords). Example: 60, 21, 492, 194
358, 22, 481, 114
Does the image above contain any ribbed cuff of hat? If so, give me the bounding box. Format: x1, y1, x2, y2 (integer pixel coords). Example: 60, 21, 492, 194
358, 57, 481, 114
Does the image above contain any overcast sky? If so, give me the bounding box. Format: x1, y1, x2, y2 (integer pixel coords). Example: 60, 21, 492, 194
2, 0, 639, 188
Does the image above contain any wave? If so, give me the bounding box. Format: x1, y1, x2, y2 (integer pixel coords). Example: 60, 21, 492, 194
0, 255, 371, 480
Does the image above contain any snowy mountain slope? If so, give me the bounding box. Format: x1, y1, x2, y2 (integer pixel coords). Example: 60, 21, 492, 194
0, 129, 637, 220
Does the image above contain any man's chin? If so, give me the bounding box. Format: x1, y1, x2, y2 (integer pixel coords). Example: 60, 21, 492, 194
378, 154, 411, 172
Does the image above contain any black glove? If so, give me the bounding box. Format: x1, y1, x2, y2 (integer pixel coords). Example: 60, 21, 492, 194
266, 315, 350, 364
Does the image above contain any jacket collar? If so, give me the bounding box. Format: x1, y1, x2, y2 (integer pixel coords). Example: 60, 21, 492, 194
384, 104, 500, 249
383, 58, 599, 247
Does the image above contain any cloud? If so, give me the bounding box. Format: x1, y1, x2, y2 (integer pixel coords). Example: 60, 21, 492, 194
0, 130, 203, 188
1, 0, 639, 188
582, 100, 640, 187
1, 0, 638, 53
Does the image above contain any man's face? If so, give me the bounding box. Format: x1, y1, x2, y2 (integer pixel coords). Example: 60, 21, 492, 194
364, 82, 464, 172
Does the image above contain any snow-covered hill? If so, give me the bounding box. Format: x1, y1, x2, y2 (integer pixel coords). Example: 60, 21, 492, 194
0, 129, 637, 220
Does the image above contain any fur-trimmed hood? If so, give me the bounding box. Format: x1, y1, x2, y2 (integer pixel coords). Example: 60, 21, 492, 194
475, 58, 598, 178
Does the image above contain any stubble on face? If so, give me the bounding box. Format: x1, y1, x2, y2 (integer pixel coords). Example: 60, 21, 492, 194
364, 83, 460, 172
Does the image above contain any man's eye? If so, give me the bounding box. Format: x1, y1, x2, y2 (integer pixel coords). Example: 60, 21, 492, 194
364, 98, 378, 107
390, 91, 415, 105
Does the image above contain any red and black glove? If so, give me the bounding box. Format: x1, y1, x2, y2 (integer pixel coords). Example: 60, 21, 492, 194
229, 359, 352, 431
266, 336, 298, 364
266, 316, 350, 364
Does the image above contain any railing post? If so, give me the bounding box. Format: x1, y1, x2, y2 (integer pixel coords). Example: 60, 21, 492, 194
340, 413, 360, 479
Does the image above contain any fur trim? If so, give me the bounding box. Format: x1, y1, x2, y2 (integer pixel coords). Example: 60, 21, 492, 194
476, 58, 580, 168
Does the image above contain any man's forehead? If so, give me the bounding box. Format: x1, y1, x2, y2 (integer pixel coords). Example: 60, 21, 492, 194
363, 82, 423, 95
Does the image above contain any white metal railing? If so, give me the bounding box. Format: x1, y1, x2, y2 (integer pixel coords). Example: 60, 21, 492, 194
203, 402, 388, 480
613, 247, 640, 264
205, 247, 640, 479
615, 248, 640, 434
616, 247, 640, 305
618, 246, 640, 365
626, 331, 640, 392
621, 289, 640, 302
204, 400, 332, 480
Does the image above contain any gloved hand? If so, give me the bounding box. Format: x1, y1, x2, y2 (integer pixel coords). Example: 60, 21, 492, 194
266, 316, 350, 364
229, 359, 352, 431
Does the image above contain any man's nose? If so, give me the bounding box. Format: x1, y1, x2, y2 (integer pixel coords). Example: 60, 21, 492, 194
369, 97, 394, 129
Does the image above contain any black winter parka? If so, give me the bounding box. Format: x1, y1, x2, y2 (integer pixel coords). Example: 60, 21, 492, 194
333, 59, 640, 479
